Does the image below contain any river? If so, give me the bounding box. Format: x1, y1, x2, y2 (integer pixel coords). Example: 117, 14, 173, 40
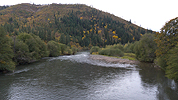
0, 52, 178, 100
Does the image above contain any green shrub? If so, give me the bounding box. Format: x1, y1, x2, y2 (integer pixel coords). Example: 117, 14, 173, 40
47, 41, 61, 57
124, 43, 134, 53
72, 47, 77, 55
98, 48, 109, 55
59, 43, 66, 54
64, 46, 72, 55
67, 49, 73, 55
155, 55, 167, 70
90, 46, 100, 54
134, 33, 156, 62
111, 43, 124, 51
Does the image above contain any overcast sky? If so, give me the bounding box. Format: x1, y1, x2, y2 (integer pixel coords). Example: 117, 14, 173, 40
0, 0, 177, 31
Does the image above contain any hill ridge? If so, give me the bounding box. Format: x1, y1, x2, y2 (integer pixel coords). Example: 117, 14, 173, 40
0, 3, 154, 47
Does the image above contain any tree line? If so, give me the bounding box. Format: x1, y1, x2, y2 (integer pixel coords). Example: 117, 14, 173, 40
0, 27, 78, 72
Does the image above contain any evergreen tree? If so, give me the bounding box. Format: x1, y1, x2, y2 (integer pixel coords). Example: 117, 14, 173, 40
66, 34, 70, 45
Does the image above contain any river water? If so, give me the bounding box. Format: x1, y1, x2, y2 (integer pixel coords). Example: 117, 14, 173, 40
0, 52, 178, 100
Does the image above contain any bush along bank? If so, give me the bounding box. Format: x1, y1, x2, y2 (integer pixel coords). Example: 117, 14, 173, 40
90, 43, 136, 61
90, 33, 156, 62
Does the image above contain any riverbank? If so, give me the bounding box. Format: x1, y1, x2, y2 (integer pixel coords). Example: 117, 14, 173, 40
89, 54, 140, 64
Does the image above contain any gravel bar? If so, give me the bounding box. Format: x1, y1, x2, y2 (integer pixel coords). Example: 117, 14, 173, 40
89, 55, 140, 65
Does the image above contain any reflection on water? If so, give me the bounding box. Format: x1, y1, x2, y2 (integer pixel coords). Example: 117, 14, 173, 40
0, 52, 178, 100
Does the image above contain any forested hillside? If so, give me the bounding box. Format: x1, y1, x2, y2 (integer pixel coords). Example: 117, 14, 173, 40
0, 3, 154, 47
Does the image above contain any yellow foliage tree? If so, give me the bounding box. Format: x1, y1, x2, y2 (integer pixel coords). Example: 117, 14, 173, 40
133, 37, 135, 40
98, 30, 102, 34
113, 35, 118, 39
118, 38, 121, 41
104, 25, 107, 28
87, 31, 90, 34
83, 31, 85, 34
90, 29, 92, 32
113, 31, 116, 34
82, 35, 86, 40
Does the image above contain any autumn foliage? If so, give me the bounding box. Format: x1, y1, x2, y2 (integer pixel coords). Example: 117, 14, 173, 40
155, 17, 178, 81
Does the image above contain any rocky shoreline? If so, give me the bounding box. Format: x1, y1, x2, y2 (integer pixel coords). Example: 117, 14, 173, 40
89, 54, 140, 65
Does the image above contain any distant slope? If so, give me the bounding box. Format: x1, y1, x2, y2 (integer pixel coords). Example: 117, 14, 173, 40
0, 3, 154, 47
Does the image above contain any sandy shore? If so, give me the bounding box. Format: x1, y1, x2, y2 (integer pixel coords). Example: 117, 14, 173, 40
89, 55, 140, 65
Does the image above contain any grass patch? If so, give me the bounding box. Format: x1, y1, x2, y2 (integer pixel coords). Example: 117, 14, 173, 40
91, 52, 99, 55
120, 53, 136, 60
124, 53, 136, 58
121, 56, 136, 60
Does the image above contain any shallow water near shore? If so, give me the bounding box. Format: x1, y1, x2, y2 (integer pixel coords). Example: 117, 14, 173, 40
0, 52, 178, 100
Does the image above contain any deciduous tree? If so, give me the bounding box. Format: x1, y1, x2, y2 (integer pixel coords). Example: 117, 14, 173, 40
134, 33, 156, 62
0, 27, 15, 71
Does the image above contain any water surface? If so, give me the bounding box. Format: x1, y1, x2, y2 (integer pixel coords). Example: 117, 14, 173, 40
0, 52, 178, 100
